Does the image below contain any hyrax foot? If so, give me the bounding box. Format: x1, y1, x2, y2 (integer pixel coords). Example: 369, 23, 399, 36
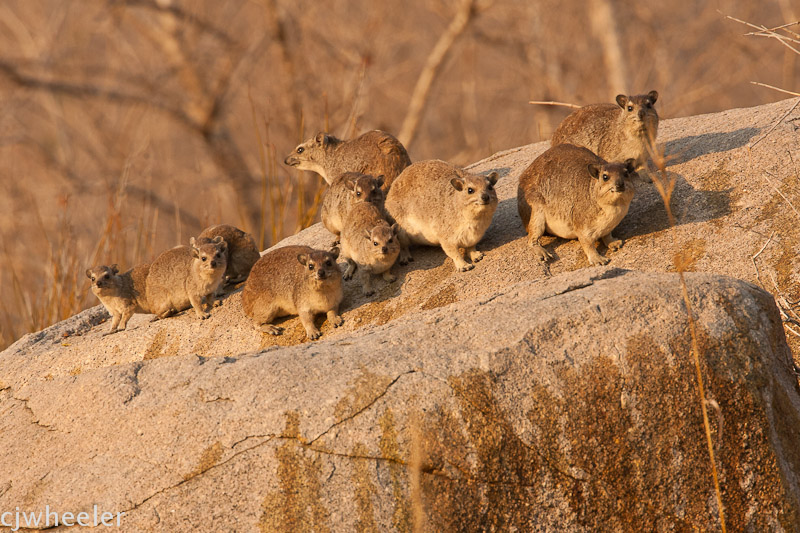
258, 324, 284, 335
588, 254, 610, 266
343, 260, 356, 281
457, 262, 475, 272
605, 238, 623, 252
398, 248, 413, 265
102, 328, 120, 337
382, 271, 397, 282
306, 327, 322, 340
327, 310, 344, 328
468, 249, 484, 263
529, 242, 553, 262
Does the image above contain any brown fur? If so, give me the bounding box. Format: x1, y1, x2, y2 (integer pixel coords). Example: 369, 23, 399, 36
320, 172, 385, 241
197, 224, 260, 285
517, 143, 637, 265
384, 160, 498, 271
284, 130, 411, 189
145, 237, 227, 320
552, 90, 659, 170
340, 202, 400, 296
241, 245, 343, 340
86, 263, 151, 335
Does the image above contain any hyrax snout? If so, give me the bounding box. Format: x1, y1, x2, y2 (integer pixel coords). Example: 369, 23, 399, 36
241, 245, 344, 341
517, 143, 636, 266
145, 236, 227, 320
384, 160, 498, 272
321, 172, 385, 242
197, 224, 260, 285
552, 90, 659, 171
284, 130, 411, 188
86, 262, 151, 335
340, 202, 400, 296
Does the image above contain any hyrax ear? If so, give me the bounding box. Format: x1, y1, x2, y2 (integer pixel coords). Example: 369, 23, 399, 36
647, 90, 659, 104
297, 253, 309, 266
615, 94, 628, 108
486, 171, 499, 186
344, 177, 356, 191
329, 247, 340, 260
363, 229, 372, 240
315, 132, 330, 146
450, 178, 464, 191
111, 264, 119, 275
374, 175, 385, 188
191, 247, 200, 259
391, 223, 398, 235
624, 159, 636, 174
85, 268, 92, 279
587, 164, 602, 179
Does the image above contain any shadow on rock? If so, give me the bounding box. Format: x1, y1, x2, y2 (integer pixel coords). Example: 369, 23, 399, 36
665, 127, 759, 166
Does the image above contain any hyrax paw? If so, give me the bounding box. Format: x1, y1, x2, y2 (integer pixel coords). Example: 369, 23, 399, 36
606, 239, 623, 252
589, 256, 611, 266
383, 273, 397, 282
102, 329, 119, 337
331, 315, 344, 327
530, 243, 553, 262
197, 312, 211, 320
307, 329, 322, 340
363, 289, 376, 297
213, 299, 223, 308
458, 263, 475, 272
259, 324, 284, 335
469, 251, 485, 263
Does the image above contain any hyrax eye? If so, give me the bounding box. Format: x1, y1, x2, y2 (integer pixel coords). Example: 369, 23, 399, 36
388, 238, 393, 243
201, 256, 207, 262
356, 191, 361, 197
297, 147, 304, 154
373, 241, 378, 246
308, 264, 314, 270
627, 105, 633, 112
467, 187, 474, 194
603, 174, 610, 181
91, 277, 96, 282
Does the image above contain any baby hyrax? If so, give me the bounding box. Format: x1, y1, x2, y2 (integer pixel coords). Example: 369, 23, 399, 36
385, 160, 498, 272
86, 263, 151, 335
552, 90, 659, 170
197, 224, 260, 285
340, 202, 400, 296
241, 246, 343, 340
284, 130, 411, 189
321, 172, 385, 242
146, 236, 227, 320
517, 143, 636, 266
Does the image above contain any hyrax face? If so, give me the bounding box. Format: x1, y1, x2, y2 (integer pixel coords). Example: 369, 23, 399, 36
450, 172, 499, 213
346, 174, 384, 204
364, 224, 399, 259
616, 90, 659, 137
190, 236, 227, 275
284, 132, 332, 174
588, 159, 637, 205
297, 248, 341, 283
86, 265, 120, 292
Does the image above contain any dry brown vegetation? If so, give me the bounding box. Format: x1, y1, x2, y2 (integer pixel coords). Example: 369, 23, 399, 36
0, 0, 797, 348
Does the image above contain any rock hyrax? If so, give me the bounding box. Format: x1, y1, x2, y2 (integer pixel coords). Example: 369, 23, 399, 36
145, 236, 227, 320
197, 224, 260, 285
321, 172, 385, 242
552, 90, 659, 170
517, 143, 636, 266
284, 130, 411, 188
86, 263, 151, 335
384, 160, 498, 272
241, 245, 343, 340
340, 202, 400, 296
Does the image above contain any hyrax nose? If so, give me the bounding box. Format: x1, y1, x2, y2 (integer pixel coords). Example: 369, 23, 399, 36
481, 192, 490, 203
210, 261, 217, 268
381, 246, 388, 254
317, 268, 325, 277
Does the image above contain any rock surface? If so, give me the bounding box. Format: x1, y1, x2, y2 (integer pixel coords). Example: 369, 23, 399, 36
2, 99, 800, 531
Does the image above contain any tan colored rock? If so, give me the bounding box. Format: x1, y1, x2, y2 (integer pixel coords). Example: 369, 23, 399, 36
2, 99, 800, 531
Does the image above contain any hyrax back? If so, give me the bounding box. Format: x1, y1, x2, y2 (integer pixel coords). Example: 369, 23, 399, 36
197, 224, 260, 284
384, 160, 498, 272
340, 202, 400, 296
517, 143, 636, 266
86, 262, 151, 335
552, 90, 658, 170
284, 130, 411, 188
146, 236, 227, 320
241, 245, 343, 340
321, 172, 385, 241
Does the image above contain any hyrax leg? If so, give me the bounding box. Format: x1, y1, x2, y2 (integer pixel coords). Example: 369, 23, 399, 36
253, 305, 283, 335
326, 307, 344, 328
299, 309, 322, 340
525, 209, 553, 262
150, 308, 177, 322
359, 268, 375, 297
382, 269, 396, 283
578, 234, 609, 266
104, 313, 122, 336
189, 293, 210, 320
601, 233, 623, 252
395, 229, 413, 265
343, 258, 357, 281
465, 246, 484, 263
441, 241, 473, 272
